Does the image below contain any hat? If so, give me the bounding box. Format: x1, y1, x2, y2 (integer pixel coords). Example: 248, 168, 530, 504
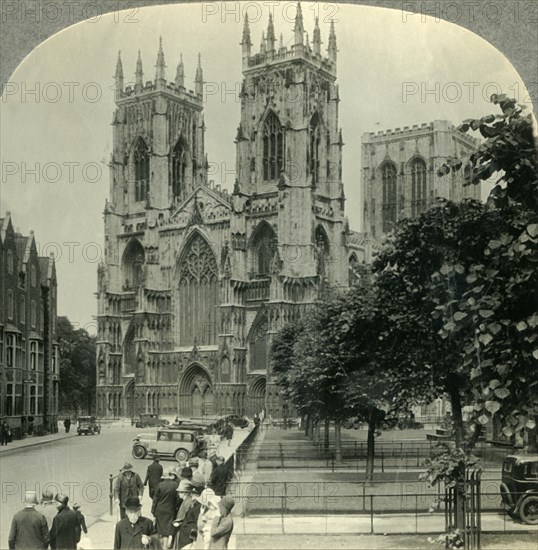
198, 450, 208, 459
208, 447, 217, 457
188, 458, 199, 466
219, 496, 235, 514
191, 484, 205, 496
55, 494, 69, 506
151, 451, 160, 460
216, 455, 226, 464
180, 467, 192, 479
73, 503, 81, 510
200, 488, 220, 509
177, 480, 193, 493
162, 467, 178, 480
121, 463, 133, 472
124, 496, 142, 510
41, 490, 54, 502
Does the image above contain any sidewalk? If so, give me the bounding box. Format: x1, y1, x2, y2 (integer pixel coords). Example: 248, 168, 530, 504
0, 430, 76, 455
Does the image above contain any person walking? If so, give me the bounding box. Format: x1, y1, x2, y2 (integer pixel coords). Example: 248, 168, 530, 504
188, 458, 205, 486
196, 489, 221, 550
145, 453, 164, 499
1, 420, 11, 445
50, 494, 78, 550
209, 496, 235, 549
73, 503, 88, 545
223, 424, 234, 447
63, 418, 71, 433
36, 489, 58, 530
114, 496, 155, 550
114, 463, 144, 519
208, 457, 228, 497
8, 490, 49, 550
174, 483, 203, 549
198, 451, 212, 486
152, 468, 181, 548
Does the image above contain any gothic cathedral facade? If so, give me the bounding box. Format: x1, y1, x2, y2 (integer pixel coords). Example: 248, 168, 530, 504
96, 7, 369, 419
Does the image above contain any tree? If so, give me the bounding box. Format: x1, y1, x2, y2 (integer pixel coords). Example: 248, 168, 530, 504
57, 317, 97, 416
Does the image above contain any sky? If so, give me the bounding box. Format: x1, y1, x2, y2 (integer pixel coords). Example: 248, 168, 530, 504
0, 2, 531, 333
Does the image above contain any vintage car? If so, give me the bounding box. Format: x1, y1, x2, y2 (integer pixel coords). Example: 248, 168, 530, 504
77, 416, 101, 436
132, 427, 204, 462
134, 413, 170, 428
500, 454, 538, 524
225, 415, 249, 429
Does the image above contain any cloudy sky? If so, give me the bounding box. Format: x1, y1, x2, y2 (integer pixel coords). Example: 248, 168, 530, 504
0, 2, 529, 332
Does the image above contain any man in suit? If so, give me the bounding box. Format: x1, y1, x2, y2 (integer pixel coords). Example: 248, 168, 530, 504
50, 494, 78, 550
114, 462, 144, 519
144, 452, 163, 499
8, 491, 49, 550
114, 496, 154, 549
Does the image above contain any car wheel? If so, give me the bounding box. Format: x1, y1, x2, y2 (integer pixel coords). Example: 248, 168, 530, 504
519, 495, 538, 525
175, 448, 188, 462
132, 445, 147, 459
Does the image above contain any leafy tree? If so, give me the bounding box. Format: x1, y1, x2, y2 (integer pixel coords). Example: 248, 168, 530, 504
57, 316, 97, 416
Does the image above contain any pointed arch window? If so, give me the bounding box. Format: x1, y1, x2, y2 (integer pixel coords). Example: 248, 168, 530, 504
172, 138, 188, 196
134, 138, 150, 202
411, 158, 427, 217
263, 112, 283, 181
251, 223, 276, 277
310, 114, 321, 186
381, 163, 397, 233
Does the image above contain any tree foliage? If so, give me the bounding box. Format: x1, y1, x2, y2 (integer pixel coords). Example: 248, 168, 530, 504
57, 316, 97, 416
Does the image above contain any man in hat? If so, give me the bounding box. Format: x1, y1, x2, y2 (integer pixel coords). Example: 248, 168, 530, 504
189, 457, 205, 486
36, 489, 58, 530
210, 496, 235, 549
198, 450, 212, 485
144, 452, 163, 499
114, 496, 154, 550
174, 483, 202, 549
209, 456, 229, 497
8, 490, 49, 549
50, 494, 78, 550
152, 468, 181, 547
114, 463, 144, 519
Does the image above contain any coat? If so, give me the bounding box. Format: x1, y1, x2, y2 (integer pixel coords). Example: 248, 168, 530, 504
115, 471, 144, 507
36, 501, 58, 530
50, 506, 78, 550
209, 515, 234, 549
176, 501, 201, 549
74, 510, 88, 542
144, 461, 164, 498
209, 464, 228, 496
8, 507, 49, 550
151, 478, 181, 536
114, 516, 155, 549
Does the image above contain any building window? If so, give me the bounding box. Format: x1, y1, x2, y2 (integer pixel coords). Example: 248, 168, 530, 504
251, 223, 276, 277
411, 158, 427, 217
7, 290, 14, 320
20, 295, 26, 324
6, 335, 14, 367
171, 138, 187, 196
30, 342, 37, 371
0, 327, 3, 366
31, 265, 37, 287
31, 301, 37, 328
381, 162, 397, 233
7, 250, 14, 274
262, 112, 283, 181
30, 386, 36, 415
134, 138, 150, 202
309, 114, 321, 186
6, 384, 13, 416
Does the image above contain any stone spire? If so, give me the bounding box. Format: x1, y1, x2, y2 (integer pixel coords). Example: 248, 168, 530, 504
260, 31, 266, 55
175, 53, 184, 88
241, 14, 252, 59
328, 19, 337, 61
313, 17, 321, 55
266, 13, 275, 53
155, 36, 166, 85
279, 33, 284, 51
135, 50, 144, 92
294, 2, 304, 47
115, 51, 124, 100
195, 53, 203, 96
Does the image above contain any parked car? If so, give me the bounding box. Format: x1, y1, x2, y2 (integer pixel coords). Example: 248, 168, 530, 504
77, 416, 101, 436
500, 454, 538, 524
225, 415, 249, 429
132, 427, 204, 462
134, 413, 170, 428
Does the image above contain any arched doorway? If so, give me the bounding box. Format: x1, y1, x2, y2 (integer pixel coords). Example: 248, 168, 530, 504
178, 364, 214, 418
124, 378, 135, 419
248, 376, 266, 417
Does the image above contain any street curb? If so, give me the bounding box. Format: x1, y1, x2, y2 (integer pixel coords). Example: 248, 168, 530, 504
0, 433, 76, 455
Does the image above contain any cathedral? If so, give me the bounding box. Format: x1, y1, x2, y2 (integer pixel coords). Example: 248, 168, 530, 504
95, 6, 371, 420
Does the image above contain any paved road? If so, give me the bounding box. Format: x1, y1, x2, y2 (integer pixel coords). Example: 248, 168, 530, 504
0, 425, 145, 545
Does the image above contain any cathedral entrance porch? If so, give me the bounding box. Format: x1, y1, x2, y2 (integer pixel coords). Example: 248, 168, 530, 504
178, 364, 215, 418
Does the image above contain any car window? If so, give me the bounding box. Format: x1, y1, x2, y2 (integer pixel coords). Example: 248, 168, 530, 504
158, 432, 169, 441
169, 432, 193, 442
523, 462, 538, 479
503, 460, 512, 474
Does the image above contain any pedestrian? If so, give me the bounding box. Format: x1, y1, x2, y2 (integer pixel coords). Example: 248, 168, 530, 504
208, 456, 228, 497
188, 458, 205, 486
114, 462, 144, 519
196, 489, 221, 550
63, 418, 71, 433
145, 452, 164, 499
198, 451, 212, 486
174, 483, 202, 549
36, 489, 58, 530
253, 414, 260, 431
180, 467, 193, 483
50, 494, 78, 550
209, 496, 235, 549
152, 468, 182, 548
1, 420, 11, 445
73, 503, 88, 544
114, 496, 155, 550
223, 424, 234, 447
8, 490, 49, 550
